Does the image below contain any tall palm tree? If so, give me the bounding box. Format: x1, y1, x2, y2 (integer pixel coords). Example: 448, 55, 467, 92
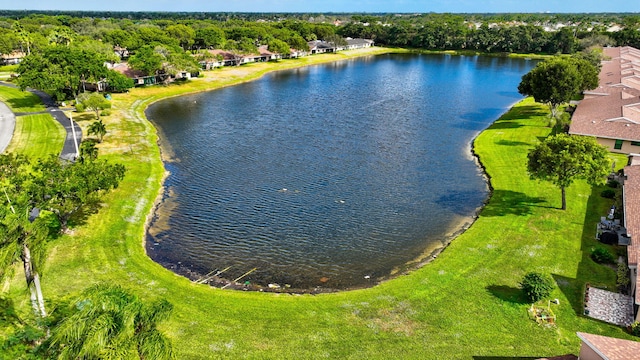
87, 120, 107, 143
49, 284, 174, 360
0, 154, 49, 319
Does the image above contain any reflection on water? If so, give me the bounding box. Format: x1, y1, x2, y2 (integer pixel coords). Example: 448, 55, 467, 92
145, 54, 535, 290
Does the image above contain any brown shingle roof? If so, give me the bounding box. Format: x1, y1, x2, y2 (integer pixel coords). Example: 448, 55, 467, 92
569, 88, 640, 141
577, 332, 640, 360
624, 166, 640, 305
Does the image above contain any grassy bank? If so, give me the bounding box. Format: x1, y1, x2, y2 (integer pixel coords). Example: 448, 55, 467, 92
0, 85, 46, 113
4, 114, 65, 157
4, 48, 633, 359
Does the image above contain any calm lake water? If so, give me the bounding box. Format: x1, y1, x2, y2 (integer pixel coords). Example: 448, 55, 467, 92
146, 54, 535, 290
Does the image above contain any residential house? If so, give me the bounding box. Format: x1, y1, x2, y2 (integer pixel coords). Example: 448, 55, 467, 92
113, 46, 129, 60
0, 51, 25, 65
624, 160, 640, 322
308, 40, 336, 54
576, 332, 640, 360
569, 47, 640, 153
344, 38, 375, 50
570, 46, 640, 323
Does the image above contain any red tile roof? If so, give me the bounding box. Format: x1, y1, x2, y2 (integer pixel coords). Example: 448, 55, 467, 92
577, 332, 640, 360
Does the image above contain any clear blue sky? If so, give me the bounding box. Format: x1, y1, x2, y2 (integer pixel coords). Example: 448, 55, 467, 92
1, 0, 639, 13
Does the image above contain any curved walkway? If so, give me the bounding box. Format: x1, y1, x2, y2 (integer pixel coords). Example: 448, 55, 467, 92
0, 82, 82, 161
0, 100, 15, 153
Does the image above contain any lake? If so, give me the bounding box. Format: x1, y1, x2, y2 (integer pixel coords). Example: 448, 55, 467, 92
145, 53, 536, 291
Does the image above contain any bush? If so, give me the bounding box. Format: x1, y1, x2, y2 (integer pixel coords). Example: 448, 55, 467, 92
631, 322, 640, 337
617, 262, 630, 290
600, 189, 615, 199
520, 272, 555, 303
606, 179, 619, 188
591, 246, 615, 264
100, 109, 111, 117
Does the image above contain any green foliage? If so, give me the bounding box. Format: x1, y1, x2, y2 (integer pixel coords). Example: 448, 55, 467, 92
520, 272, 555, 303
632, 322, 640, 337
617, 262, 630, 289
49, 284, 174, 360
79, 139, 99, 162
600, 189, 616, 199
267, 38, 291, 58
527, 133, 610, 210
104, 69, 134, 93
76, 92, 110, 121
591, 246, 615, 264
17, 46, 109, 100
518, 57, 598, 119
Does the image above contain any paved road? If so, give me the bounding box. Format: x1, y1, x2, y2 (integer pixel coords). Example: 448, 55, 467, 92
0, 100, 16, 153
0, 82, 82, 161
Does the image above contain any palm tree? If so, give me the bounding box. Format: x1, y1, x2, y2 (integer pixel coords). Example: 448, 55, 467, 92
87, 120, 107, 143
0, 154, 49, 319
79, 140, 99, 162
49, 284, 174, 360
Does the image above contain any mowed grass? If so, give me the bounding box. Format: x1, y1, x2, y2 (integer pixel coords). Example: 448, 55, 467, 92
0, 85, 46, 113
4, 114, 65, 158
4, 50, 634, 359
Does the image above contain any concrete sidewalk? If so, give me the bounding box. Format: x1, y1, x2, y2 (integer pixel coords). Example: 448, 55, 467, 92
0, 100, 16, 153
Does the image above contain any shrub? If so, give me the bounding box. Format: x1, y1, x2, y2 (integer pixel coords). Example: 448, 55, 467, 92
617, 262, 630, 290
520, 272, 555, 303
100, 109, 111, 117
606, 179, 619, 188
600, 189, 615, 199
591, 246, 615, 264
631, 322, 640, 337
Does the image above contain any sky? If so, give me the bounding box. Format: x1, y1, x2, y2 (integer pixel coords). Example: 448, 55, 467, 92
0, 0, 639, 13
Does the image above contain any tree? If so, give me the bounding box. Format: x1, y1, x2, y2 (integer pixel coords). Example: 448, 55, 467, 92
127, 45, 165, 76
527, 134, 609, 210
79, 139, 98, 162
194, 26, 226, 50
17, 47, 109, 101
520, 272, 554, 303
518, 57, 596, 121
49, 284, 174, 360
166, 24, 195, 51
104, 69, 134, 93
267, 38, 290, 59
76, 92, 111, 122
87, 120, 107, 143
0, 154, 125, 322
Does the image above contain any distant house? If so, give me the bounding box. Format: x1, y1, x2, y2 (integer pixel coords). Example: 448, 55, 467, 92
569, 47, 640, 154
0, 51, 26, 65
111, 62, 166, 86
345, 38, 375, 50
113, 46, 129, 60
308, 40, 336, 54
576, 332, 640, 360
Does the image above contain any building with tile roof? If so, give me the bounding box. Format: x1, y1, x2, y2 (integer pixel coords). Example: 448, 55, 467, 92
569, 46, 640, 154
576, 332, 640, 360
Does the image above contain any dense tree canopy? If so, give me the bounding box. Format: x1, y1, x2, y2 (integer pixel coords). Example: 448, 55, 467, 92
0, 153, 125, 322
518, 56, 599, 120
527, 134, 609, 210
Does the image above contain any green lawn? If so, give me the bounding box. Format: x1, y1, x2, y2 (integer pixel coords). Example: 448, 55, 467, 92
0, 85, 46, 113
4, 114, 65, 158
3, 50, 634, 359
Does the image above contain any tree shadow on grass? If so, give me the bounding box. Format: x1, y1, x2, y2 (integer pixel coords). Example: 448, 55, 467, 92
486, 285, 528, 305
494, 139, 532, 147
498, 105, 547, 121
3, 96, 43, 112
552, 185, 618, 317
66, 198, 104, 229
481, 190, 549, 217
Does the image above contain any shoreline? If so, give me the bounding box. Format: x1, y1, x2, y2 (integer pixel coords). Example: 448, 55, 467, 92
140, 47, 498, 294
